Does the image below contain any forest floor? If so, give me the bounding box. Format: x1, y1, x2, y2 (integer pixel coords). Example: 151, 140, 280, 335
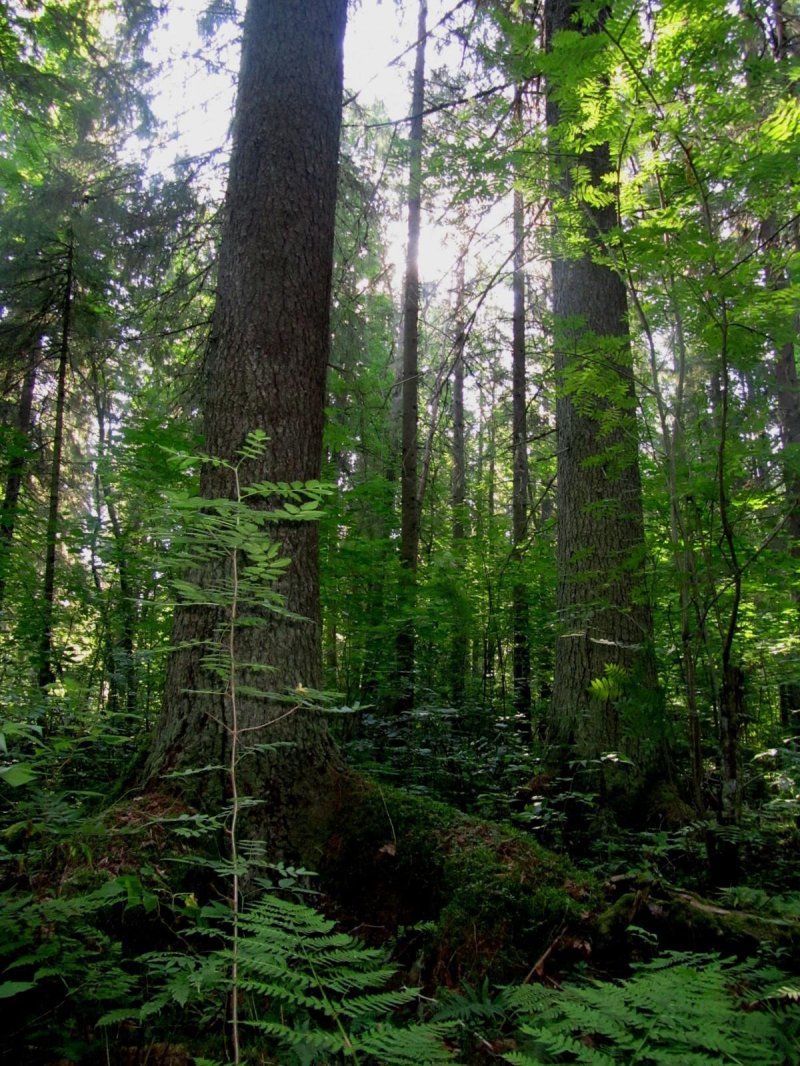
3, 726, 800, 1064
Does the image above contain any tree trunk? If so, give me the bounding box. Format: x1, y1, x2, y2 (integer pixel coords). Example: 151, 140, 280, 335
451, 254, 468, 706
0, 347, 37, 610
544, 0, 660, 793
145, 0, 348, 863
92, 377, 139, 719
395, 0, 427, 713
511, 95, 532, 727
38, 233, 74, 694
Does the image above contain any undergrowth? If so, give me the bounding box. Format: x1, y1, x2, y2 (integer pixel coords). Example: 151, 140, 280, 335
431, 953, 800, 1065
2, 437, 799, 1063
495, 951, 800, 1065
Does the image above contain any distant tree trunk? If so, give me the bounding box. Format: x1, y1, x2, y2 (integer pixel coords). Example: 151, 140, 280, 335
146, 0, 348, 861
0, 347, 37, 609
92, 379, 138, 719
544, 0, 660, 794
451, 254, 468, 705
396, 0, 427, 712
511, 92, 531, 728
478, 381, 499, 702
39, 233, 74, 693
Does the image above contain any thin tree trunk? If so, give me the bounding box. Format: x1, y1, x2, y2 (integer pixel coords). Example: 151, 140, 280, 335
511, 92, 531, 727
39, 233, 74, 693
484, 390, 498, 701
0, 347, 37, 609
396, 0, 427, 712
92, 379, 139, 719
451, 254, 468, 706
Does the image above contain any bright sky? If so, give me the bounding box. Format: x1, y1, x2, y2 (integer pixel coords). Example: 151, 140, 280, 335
144, 1, 440, 169
140, 1, 482, 290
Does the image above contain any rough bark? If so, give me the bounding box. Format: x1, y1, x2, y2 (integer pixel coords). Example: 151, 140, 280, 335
544, 0, 660, 788
145, 0, 348, 863
395, 0, 427, 712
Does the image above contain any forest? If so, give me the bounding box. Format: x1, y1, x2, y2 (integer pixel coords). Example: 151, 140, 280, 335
1, 0, 800, 1062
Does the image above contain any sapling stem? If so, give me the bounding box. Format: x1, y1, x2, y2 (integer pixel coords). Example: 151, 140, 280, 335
227, 462, 242, 1066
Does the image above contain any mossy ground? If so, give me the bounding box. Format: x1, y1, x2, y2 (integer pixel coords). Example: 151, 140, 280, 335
321, 776, 603, 985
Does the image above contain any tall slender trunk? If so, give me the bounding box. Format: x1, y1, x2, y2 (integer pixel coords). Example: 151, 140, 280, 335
481, 383, 498, 702
712, 336, 745, 879
92, 379, 139, 719
451, 254, 468, 705
0, 347, 37, 609
668, 300, 706, 811
39, 232, 74, 693
511, 92, 531, 726
764, 235, 800, 729
396, 0, 427, 712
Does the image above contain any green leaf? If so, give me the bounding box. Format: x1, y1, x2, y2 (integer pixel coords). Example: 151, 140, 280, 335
0, 763, 37, 787
0, 980, 37, 999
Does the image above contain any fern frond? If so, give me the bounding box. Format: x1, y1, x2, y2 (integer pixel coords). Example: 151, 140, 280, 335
333, 987, 419, 1020
356, 1020, 458, 1064
237, 977, 321, 1010
243, 1018, 344, 1053
501, 952, 800, 1066
318, 965, 401, 995
518, 1024, 613, 1063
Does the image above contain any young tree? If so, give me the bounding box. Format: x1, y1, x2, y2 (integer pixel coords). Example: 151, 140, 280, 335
450, 252, 469, 705
146, 0, 348, 859
511, 90, 532, 727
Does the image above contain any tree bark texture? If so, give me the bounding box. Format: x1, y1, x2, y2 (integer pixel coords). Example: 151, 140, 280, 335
545, 0, 659, 777
147, 0, 348, 862
395, 0, 427, 712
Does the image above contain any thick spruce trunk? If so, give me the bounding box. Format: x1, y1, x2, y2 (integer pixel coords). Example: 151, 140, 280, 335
544, 0, 661, 796
146, 0, 348, 862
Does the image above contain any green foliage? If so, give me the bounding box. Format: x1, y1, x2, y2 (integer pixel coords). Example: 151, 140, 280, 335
0, 865, 155, 1061
498, 953, 800, 1065
235, 893, 458, 1065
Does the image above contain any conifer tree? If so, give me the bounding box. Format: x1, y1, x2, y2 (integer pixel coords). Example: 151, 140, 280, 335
543, 0, 661, 793
147, 0, 348, 859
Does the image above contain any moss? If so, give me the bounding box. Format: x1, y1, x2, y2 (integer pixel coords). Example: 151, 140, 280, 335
322, 777, 602, 984
593, 881, 800, 966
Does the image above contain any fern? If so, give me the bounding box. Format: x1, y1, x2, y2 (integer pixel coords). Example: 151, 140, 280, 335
231, 892, 460, 1064
499, 952, 799, 1065
357, 1021, 459, 1064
